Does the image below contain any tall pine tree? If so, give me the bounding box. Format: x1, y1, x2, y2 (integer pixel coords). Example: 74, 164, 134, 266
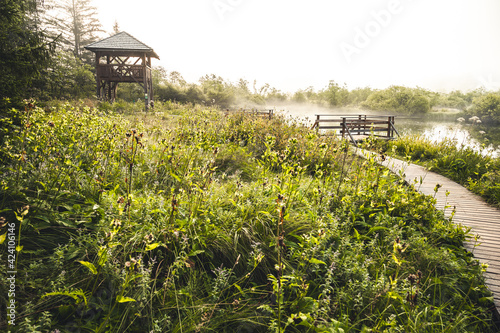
45, 0, 103, 63
0, 0, 55, 110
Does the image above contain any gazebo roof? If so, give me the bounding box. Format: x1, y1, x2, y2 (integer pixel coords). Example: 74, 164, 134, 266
85, 31, 159, 59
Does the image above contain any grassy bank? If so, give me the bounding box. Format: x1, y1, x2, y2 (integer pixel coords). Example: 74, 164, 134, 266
372, 135, 500, 208
0, 101, 497, 332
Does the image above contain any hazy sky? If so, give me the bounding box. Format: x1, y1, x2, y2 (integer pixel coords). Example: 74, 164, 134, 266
94, 0, 500, 93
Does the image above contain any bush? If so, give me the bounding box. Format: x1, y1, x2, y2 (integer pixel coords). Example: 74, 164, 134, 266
362, 86, 431, 114
470, 93, 500, 124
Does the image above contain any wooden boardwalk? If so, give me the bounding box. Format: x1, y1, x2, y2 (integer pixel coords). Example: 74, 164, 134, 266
357, 149, 500, 315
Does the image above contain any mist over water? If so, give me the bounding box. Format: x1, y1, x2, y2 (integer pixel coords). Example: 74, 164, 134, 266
270, 103, 500, 157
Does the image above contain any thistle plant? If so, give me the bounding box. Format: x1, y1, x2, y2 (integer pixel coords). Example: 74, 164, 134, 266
122, 129, 143, 218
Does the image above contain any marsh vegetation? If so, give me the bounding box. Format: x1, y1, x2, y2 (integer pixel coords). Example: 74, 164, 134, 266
0, 101, 497, 332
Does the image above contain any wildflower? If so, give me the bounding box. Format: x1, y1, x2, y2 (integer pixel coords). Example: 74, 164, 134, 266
144, 233, 154, 242
173, 230, 179, 239
469, 116, 480, 123
479, 131, 485, 135
457, 117, 465, 123
125, 261, 131, 267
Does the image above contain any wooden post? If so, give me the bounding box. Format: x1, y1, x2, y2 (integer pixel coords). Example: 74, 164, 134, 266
148, 56, 153, 108
141, 54, 148, 111
95, 52, 100, 99
387, 116, 391, 138
341, 117, 346, 138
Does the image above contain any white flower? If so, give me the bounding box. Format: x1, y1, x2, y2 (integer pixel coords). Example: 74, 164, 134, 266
457, 117, 465, 123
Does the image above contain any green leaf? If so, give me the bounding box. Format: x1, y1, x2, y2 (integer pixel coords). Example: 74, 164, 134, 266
479, 296, 494, 304
309, 258, 326, 265
366, 226, 390, 235
392, 253, 401, 266
170, 172, 181, 183
116, 295, 136, 303
42, 289, 88, 306
97, 246, 107, 266
78, 261, 98, 275
0, 232, 6, 245
353, 228, 361, 241
145, 243, 160, 251
188, 249, 205, 257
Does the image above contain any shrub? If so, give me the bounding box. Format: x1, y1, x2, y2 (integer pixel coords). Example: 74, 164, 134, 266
362, 86, 432, 114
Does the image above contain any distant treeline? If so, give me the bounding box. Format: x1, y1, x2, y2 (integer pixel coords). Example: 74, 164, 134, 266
2, 0, 500, 124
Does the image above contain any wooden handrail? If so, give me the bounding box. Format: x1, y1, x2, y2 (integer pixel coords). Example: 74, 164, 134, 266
311, 114, 399, 146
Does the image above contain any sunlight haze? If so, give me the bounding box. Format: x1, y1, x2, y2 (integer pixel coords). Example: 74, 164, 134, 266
94, 0, 500, 93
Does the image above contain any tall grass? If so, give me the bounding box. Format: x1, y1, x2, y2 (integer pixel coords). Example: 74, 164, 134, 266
0, 100, 497, 332
377, 135, 500, 207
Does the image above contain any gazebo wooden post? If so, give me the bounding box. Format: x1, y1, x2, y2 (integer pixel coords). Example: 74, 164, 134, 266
148, 55, 153, 109
142, 53, 148, 110
95, 52, 100, 99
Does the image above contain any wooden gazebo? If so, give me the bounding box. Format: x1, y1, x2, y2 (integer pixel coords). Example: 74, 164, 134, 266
85, 32, 159, 109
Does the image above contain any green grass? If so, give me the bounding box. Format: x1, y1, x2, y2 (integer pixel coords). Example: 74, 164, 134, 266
371, 135, 500, 208
0, 100, 497, 332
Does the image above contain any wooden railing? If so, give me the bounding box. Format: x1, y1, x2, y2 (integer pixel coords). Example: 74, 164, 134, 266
224, 108, 274, 120
97, 65, 146, 80
311, 114, 399, 145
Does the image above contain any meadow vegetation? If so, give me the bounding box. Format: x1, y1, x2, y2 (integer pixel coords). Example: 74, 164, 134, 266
0, 100, 497, 332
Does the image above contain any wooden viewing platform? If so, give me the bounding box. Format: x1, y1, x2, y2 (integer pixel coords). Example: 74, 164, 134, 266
224, 108, 274, 120
358, 150, 500, 316
311, 114, 399, 146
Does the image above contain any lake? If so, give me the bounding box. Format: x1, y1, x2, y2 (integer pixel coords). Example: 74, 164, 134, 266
276, 105, 500, 158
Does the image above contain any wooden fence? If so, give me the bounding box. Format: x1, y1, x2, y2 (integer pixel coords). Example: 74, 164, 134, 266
311, 114, 399, 145
224, 108, 274, 120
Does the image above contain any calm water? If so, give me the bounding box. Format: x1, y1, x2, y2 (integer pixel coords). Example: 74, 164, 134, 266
277, 105, 500, 158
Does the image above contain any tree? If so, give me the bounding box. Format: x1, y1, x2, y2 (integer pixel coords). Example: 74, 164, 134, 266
112, 20, 120, 35
0, 0, 55, 110
319, 81, 349, 107
45, 0, 103, 63
199, 74, 235, 108
361, 86, 431, 114
472, 93, 500, 124
45, 49, 95, 99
